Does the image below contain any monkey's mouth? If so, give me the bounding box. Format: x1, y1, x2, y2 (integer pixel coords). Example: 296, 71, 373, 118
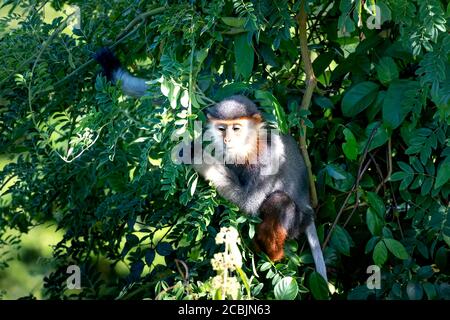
224, 144, 237, 151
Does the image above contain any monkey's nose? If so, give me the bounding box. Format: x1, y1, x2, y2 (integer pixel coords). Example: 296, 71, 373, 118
224, 137, 231, 144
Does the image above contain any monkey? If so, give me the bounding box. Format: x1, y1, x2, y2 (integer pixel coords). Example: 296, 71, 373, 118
95, 48, 328, 282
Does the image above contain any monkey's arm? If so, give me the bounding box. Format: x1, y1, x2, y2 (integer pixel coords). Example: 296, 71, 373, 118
192, 153, 241, 191
192, 153, 271, 215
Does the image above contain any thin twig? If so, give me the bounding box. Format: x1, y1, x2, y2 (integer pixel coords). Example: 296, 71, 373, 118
116, 7, 166, 41
175, 259, 191, 295
323, 123, 381, 248
0, 175, 16, 197
343, 158, 373, 227
155, 259, 190, 300
370, 152, 385, 194
386, 137, 392, 181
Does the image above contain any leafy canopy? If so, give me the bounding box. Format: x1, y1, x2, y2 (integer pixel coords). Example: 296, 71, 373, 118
0, 0, 449, 300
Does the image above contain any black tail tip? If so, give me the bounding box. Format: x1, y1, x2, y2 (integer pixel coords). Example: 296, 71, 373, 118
94, 47, 122, 81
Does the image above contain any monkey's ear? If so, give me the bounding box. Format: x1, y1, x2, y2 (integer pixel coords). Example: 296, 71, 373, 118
251, 113, 263, 123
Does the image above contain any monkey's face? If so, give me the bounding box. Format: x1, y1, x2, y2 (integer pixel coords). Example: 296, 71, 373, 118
209, 119, 261, 164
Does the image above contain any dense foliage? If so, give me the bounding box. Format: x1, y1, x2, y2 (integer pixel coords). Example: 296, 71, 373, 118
0, 0, 449, 300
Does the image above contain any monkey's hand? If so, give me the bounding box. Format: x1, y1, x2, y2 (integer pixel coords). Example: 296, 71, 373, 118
192, 152, 239, 185
192, 152, 227, 181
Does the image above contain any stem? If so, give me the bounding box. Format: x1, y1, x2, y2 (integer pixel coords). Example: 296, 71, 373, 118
323, 124, 381, 248
116, 7, 166, 41
297, 1, 318, 208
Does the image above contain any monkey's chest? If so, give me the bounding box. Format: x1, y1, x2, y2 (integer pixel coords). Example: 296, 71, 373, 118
227, 164, 259, 187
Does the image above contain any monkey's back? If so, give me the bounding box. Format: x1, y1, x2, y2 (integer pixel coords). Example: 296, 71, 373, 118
270, 134, 314, 233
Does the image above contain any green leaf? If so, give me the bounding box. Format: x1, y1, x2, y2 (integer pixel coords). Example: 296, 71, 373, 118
160, 77, 173, 97
435, 246, 448, 270
435, 161, 450, 189
406, 281, 423, 300
399, 173, 414, 190
213, 82, 249, 100
341, 81, 379, 117
169, 84, 181, 109
249, 223, 255, 239
126, 234, 139, 246
398, 161, 414, 174
266, 269, 275, 279
309, 272, 329, 300
390, 172, 407, 181
367, 192, 385, 217
325, 164, 347, 180
365, 236, 380, 254
274, 276, 298, 300
189, 175, 198, 196
382, 80, 415, 129
234, 33, 254, 80
314, 96, 334, 109
221, 17, 245, 28
421, 177, 433, 195
376, 57, 399, 85
416, 266, 433, 280
312, 52, 335, 77
129, 260, 144, 281
443, 235, 450, 248
145, 249, 156, 266
347, 285, 371, 300
156, 242, 173, 256
366, 208, 383, 236
342, 128, 358, 160
330, 225, 351, 255
383, 238, 409, 260
423, 282, 438, 300
252, 283, 264, 296
236, 267, 251, 297
260, 262, 271, 272
259, 44, 278, 67
373, 240, 388, 265
255, 90, 289, 134
338, 14, 355, 34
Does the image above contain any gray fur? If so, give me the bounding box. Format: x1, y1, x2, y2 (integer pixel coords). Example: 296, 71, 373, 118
113, 69, 149, 97
193, 97, 328, 282
207, 95, 260, 119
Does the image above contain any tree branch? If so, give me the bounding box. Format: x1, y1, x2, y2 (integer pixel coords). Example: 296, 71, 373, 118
297, 1, 318, 208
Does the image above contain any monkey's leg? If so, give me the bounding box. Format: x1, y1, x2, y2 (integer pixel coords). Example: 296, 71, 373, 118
255, 191, 297, 261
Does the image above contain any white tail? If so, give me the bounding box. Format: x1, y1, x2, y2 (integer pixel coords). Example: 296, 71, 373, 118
305, 222, 328, 282
113, 69, 149, 98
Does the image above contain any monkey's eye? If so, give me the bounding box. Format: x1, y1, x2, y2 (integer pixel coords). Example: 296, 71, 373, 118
217, 126, 226, 132
232, 126, 241, 131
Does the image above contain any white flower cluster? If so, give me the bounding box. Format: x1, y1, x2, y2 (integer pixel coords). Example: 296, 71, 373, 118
215, 226, 240, 245
211, 275, 240, 300
209, 226, 244, 299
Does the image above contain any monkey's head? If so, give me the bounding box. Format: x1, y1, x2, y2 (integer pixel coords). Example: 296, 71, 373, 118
206, 95, 264, 164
